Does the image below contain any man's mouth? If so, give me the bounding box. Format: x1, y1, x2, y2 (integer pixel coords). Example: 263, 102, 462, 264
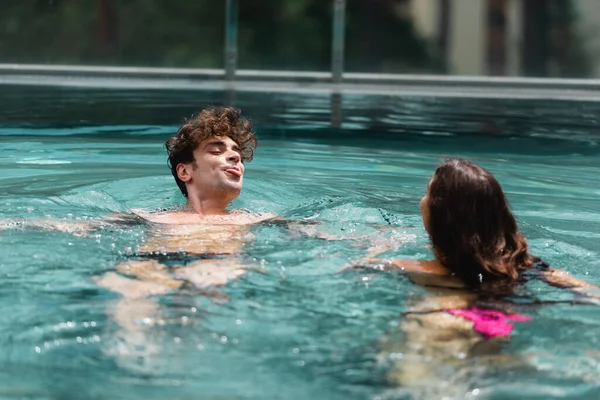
224, 167, 242, 177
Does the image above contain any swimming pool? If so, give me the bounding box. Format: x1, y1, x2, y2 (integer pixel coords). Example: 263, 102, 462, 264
1, 85, 600, 399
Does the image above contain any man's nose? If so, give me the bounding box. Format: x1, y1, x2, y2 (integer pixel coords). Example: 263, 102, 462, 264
227, 151, 240, 163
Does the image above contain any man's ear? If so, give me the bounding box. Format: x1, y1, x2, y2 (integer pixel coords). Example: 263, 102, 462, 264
176, 163, 193, 183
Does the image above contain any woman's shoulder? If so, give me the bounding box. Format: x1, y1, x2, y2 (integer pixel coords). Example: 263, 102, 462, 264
388, 259, 450, 275
346, 258, 449, 274
346, 258, 466, 288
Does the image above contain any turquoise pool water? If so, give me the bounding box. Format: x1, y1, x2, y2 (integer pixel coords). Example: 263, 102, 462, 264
1, 87, 600, 399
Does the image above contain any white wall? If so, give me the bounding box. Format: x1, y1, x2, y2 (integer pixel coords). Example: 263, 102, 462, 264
450, 0, 485, 75
409, 0, 485, 75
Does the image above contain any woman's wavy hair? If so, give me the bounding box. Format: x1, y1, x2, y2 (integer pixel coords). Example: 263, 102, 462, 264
426, 158, 534, 286
165, 107, 257, 198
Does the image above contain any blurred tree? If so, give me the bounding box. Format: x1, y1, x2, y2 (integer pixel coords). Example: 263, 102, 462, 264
486, 0, 507, 76
522, 0, 550, 76
237, 0, 331, 70
0, 0, 591, 77
437, 0, 451, 72
550, 0, 593, 77
98, 0, 118, 57
0, 0, 225, 67
522, 0, 592, 77
0, 0, 439, 73
345, 0, 442, 73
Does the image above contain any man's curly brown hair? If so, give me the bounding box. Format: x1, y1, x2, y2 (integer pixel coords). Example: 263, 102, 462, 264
165, 107, 257, 198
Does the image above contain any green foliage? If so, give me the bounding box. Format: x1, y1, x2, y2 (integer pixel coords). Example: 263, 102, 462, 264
1, 0, 590, 76
0, 0, 439, 72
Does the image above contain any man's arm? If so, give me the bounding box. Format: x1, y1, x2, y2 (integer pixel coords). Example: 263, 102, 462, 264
0, 217, 95, 235
537, 268, 600, 305
0, 212, 146, 236
540, 269, 598, 290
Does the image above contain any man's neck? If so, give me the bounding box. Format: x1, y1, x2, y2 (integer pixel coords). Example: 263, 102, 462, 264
186, 197, 230, 215
185, 187, 235, 216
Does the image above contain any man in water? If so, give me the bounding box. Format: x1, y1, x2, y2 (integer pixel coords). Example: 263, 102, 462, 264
0, 107, 273, 370
2, 106, 273, 293
96, 106, 275, 296
94, 107, 273, 369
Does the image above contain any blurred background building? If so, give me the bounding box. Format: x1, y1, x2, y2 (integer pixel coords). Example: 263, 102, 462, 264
411, 0, 600, 77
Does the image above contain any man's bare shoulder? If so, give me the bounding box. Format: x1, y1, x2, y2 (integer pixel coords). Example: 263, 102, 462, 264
227, 209, 277, 225
131, 209, 192, 225
132, 208, 277, 226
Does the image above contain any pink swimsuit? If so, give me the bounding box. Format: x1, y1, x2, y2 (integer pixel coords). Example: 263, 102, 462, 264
447, 307, 531, 339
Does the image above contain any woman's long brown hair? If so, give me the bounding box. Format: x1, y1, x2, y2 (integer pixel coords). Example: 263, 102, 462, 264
426, 159, 534, 287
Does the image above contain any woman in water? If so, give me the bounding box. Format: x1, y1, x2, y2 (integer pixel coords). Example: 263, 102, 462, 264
357, 158, 598, 394
372, 158, 596, 291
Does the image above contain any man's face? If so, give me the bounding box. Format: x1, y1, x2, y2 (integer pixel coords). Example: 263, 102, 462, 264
182, 136, 245, 201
